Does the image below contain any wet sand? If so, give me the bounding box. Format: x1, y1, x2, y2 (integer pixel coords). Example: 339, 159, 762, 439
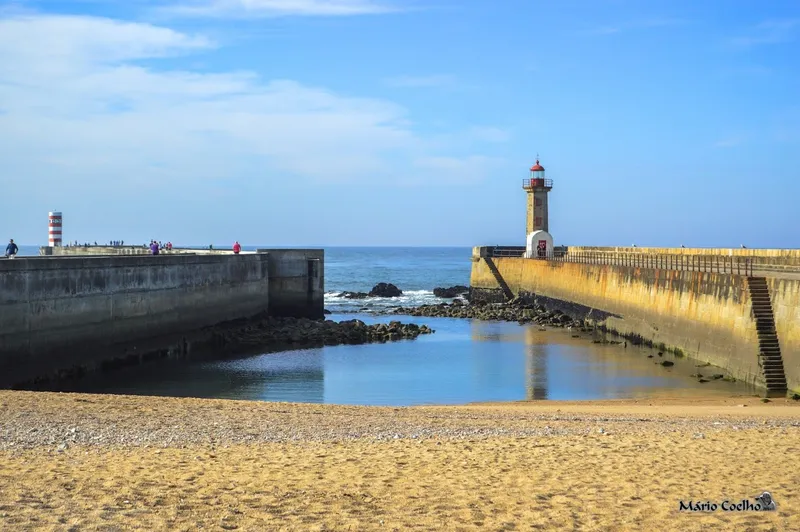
1, 390, 799, 530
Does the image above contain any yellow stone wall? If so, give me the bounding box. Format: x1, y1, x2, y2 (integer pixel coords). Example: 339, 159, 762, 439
767, 277, 800, 390
470, 250, 800, 392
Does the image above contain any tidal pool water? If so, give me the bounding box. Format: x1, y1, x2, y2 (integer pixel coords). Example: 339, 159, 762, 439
59, 314, 756, 406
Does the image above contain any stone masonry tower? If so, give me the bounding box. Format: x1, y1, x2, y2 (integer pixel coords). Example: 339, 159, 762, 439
522, 158, 553, 235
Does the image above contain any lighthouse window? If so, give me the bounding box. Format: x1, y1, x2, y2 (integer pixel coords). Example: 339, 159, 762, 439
535, 198, 543, 207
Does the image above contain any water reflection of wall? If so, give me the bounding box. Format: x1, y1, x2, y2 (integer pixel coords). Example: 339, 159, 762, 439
525, 327, 549, 400
467, 321, 528, 397
210, 350, 325, 403
522, 326, 656, 400
259, 368, 325, 403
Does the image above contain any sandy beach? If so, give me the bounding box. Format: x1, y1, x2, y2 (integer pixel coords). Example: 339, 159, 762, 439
1, 390, 799, 530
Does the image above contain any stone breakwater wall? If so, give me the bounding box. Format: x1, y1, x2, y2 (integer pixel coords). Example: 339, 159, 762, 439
0, 250, 325, 387
257, 249, 324, 319
469, 247, 800, 393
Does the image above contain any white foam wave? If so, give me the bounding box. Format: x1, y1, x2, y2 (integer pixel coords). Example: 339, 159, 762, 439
324, 289, 454, 313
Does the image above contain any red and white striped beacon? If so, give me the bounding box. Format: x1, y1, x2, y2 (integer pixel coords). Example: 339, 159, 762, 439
48, 211, 63, 247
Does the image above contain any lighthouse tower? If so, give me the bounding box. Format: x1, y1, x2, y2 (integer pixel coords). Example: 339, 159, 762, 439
522, 159, 554, 258
48, 211, 63, 247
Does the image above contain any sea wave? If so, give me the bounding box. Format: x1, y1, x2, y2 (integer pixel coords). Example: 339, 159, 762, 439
324, 289, 460, 313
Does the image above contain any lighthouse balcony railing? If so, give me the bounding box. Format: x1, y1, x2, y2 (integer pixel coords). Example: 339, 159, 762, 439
522, 179, 553, 189
529, 251, 756, 276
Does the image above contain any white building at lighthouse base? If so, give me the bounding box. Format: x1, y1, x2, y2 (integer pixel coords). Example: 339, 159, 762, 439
525, 230, 554, 258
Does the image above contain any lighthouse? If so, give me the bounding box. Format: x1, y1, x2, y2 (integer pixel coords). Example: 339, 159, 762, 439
522, 159, 554, 258
48, 211, 63, 247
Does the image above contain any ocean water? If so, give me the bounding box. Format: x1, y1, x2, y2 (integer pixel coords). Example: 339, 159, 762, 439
323, 247, 470, 312
21, 245, 756, 404
14, 245, 40, 257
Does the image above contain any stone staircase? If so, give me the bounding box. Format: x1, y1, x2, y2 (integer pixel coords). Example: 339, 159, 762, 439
485, 257, 515, 301
746, 277, 788, 394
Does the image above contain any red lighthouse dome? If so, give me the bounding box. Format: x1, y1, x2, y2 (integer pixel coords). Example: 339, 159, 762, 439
530, 160, 545, 172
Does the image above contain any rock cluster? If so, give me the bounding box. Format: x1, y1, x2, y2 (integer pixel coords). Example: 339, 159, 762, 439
338, 282, 403, 299
394, 297, 584, 329
210, 316, 433, 348
433, 285, 469, 298
338, 291, 369, 300
369, 283, 403, 297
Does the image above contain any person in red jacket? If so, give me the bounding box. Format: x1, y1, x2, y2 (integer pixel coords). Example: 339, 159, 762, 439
233, 241, 241, 254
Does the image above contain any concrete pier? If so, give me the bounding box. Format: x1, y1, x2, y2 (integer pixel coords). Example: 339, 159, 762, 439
0, 249, 324, 387
470, 246, 800, 394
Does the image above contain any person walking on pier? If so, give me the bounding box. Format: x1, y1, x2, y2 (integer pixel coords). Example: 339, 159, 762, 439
5, 239, 18, 259
150, 241, 159, 255
233, 241, 241, 255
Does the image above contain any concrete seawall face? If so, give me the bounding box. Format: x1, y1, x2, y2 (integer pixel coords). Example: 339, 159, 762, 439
0, 254, 270, 386
768, 278, 800, 390
257, 249, 324, 319
470, 255, 800, 392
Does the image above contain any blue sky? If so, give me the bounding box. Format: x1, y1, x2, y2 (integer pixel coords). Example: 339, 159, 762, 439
1, 0, 798, 247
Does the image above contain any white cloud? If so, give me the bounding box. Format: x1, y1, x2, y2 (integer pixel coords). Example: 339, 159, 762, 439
591, 26, 620, 35
162, 0, 399, 17
467, 126, 510, 143
732, 18, 800, 47
406, 155, 502, 185
383, 74, 456, 88
585, 18, 688, 36
0, 14, 212, 61
0, 13, 501, 192
713, 136, 745, 148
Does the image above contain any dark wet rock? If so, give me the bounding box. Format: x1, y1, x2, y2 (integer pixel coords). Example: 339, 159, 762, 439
323, 309, 332, 315
338, 291, 369, 299
390, 299, 584, 330
433, 285, 469, 298
711, 374, 724, 380
208, 315, 434, 350
369, 283, 403, 297
660, 360, 674, 367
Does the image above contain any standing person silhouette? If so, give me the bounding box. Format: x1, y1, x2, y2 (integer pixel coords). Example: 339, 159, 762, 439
5, 239, 18, 259
233, 241, 241, 254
